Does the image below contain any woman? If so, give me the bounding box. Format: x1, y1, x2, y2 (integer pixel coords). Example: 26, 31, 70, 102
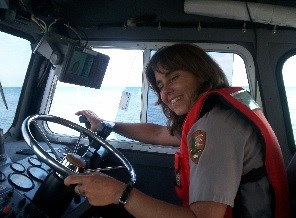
64, 44, 289, 217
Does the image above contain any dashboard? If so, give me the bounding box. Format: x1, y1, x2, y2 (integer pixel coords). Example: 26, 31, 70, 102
0, 146, 89, 218
0, 137, 179, 218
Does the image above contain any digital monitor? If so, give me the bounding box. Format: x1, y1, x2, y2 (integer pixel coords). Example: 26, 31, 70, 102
34, 32, 110, 89
59, 44, 110, 89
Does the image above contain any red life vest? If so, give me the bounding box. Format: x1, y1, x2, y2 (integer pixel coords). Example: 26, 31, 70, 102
174, 87, 290, 217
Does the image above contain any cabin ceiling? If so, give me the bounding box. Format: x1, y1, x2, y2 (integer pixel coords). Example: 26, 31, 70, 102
1, 0, 296, 40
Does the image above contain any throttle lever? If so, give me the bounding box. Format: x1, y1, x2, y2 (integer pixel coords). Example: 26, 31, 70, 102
79, 115, 91, 129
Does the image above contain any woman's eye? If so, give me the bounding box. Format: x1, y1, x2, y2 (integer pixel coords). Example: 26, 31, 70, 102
171, 75, 178, 82
158, 84, 163, 90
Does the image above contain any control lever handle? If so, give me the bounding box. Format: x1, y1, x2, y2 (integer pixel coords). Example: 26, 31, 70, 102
79, 115, 91, 129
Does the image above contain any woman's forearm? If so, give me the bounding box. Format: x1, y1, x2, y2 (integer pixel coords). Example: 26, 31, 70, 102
124, 188, 196, 218
75, 110, 179, 146
112, 122, 180, 146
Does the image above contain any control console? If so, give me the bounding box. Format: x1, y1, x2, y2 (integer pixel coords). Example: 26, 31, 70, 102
0, 147, 89, 217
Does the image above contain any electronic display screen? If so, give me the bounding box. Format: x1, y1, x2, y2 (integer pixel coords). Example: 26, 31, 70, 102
67, 50, 93, 77
59, 45, 110, 89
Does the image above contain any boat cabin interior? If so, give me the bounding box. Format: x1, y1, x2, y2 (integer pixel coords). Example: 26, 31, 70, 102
1, 0, 296, 217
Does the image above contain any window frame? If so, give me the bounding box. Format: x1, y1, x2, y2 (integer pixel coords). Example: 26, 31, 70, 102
277, 50, 296, 151
0, 31, 31, 134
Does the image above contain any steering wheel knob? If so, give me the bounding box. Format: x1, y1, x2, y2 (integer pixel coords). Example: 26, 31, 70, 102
66, 153, 86, 172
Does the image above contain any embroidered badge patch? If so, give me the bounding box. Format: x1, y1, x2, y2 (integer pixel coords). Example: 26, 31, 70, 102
189, 130, 206, 164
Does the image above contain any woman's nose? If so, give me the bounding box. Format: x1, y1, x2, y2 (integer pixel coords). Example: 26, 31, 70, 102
161, 83, 173, 95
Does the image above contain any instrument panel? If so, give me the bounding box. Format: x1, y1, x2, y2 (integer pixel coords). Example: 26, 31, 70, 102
0, 148, 88, 218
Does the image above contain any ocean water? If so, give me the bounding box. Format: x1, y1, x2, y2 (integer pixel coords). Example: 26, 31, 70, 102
50, 87, 142, 122
2, 86, 296, 142
0, 87, 21, 132
0, 87, 166, 135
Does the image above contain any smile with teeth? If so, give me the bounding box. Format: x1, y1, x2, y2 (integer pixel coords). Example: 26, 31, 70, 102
171, 96, 182, 105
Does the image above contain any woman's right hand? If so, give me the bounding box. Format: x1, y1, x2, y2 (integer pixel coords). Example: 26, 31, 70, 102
75, 110, 103, 131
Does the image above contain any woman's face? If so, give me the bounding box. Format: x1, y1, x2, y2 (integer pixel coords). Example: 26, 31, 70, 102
155, 68, 201, 115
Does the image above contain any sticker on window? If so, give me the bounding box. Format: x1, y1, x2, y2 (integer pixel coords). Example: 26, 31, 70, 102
119, 91, 131, 111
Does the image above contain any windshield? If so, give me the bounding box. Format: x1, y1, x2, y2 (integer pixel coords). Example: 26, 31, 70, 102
48, 48, 143, 140
0, 31, 31, 133
48, 46, 249, 141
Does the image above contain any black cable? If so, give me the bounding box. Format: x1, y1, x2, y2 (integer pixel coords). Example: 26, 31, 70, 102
76, 27, 89, 48
245, 1, 259, 102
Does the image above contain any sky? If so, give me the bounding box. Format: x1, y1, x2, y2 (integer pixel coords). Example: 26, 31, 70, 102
0, 31, 143, 88
1, 31, 295, 88
0, 32, 31, 87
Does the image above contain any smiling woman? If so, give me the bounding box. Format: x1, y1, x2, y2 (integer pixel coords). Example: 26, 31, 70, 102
63, 43, 289, 218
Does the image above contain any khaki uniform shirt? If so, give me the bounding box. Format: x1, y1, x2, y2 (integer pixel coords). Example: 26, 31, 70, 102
187, 104, 272, 217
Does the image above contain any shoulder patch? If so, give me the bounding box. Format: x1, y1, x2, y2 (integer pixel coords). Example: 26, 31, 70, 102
189, 130, 206, 164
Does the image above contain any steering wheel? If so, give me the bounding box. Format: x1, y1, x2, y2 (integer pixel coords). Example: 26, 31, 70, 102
21, 114, 136, 185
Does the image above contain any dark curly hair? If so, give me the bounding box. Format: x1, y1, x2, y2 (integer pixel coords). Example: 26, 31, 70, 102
145, 43, 229, 136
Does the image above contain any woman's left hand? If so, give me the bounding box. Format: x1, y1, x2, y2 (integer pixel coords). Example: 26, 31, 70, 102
64, 172, 126, 206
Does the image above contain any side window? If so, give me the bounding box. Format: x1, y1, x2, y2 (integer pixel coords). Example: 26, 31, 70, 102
48, 49, 143, 140
209, 52, 249, 90
147, 52, 248, 125
282, 55, 296, 143
0, 31, 30, 133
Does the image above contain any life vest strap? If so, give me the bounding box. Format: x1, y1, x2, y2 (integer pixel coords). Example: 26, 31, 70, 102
241, 167, 267, 184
